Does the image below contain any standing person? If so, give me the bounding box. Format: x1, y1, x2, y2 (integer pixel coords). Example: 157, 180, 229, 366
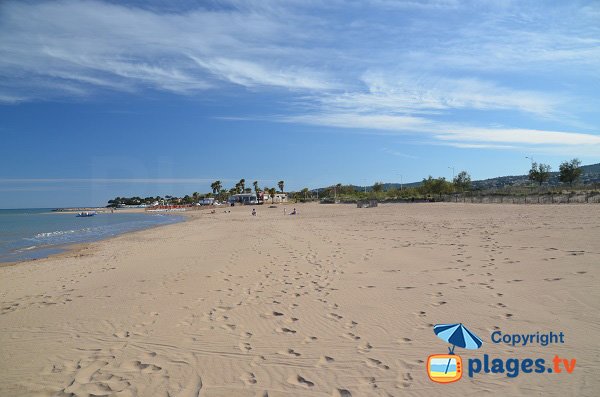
284, 207, 287, 215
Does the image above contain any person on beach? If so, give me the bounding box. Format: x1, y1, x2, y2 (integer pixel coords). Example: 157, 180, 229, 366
290, 208, 297, 215
284, 207, 287, 215
252, 208, 256, 216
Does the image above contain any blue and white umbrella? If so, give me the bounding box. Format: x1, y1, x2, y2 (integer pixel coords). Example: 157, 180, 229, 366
433, 323, 483, 354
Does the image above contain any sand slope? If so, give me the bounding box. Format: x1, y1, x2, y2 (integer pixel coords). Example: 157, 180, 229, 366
1, 203, 598, 396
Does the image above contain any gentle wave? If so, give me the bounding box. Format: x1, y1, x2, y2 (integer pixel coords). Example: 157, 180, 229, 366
0, 211, 183, 263
32, 229, 87, 239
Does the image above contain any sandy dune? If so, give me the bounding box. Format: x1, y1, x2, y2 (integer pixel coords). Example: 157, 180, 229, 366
1, 203, 598, 396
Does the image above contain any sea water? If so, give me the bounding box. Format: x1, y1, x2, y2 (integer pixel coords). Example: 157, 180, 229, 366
0, 209, 183, 263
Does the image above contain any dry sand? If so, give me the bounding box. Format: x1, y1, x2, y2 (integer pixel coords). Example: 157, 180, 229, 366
0, 203, 598, 396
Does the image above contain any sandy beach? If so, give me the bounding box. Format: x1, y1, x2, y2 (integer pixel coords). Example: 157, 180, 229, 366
0, 203, 598, 396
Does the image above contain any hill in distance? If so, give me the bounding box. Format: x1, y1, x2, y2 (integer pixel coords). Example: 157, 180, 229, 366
320, 163, 600, 192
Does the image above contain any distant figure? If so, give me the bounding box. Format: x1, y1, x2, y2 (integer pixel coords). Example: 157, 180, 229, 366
290, 208, 297, 215
284, 207, 287, 215
252, 208, 257, 216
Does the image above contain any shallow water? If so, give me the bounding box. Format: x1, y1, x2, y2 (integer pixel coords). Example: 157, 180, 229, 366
0, 208, 183, 263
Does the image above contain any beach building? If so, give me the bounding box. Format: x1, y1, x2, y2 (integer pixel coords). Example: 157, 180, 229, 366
270, 193, 288, 203
198, 198, 215, 206
257, 192, 288, 203
228, 193, 258, 205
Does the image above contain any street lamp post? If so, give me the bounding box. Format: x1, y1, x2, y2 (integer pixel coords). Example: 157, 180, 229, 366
394, 172, 403, 191
525, 156, 534, 167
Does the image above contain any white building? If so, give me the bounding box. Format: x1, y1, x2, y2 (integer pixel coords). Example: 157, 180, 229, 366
228, 193, 258, 205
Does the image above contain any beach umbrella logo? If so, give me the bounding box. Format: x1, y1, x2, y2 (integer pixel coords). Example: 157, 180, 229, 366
427, 323, 483, 383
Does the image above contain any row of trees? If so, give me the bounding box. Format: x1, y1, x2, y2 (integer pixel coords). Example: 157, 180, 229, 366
107, 179, 287, 207
210, 179, 285, 202
529, 159, 582, 187
289, 158, 585, 202
107, 158, 585, 206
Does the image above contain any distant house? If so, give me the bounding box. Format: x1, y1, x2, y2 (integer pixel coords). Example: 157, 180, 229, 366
228, 193, 258, 205
198, 198, 215, 206
263, 193, 288, 203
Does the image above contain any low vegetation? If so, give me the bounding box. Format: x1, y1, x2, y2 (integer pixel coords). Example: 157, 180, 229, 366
107, 159, 599, 207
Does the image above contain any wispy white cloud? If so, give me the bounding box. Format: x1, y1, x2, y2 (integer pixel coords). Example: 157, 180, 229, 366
191, 57, 334, 90
283, 113, 430, 131
315, 71, 563, 117
279, 112, 600, 153
0, 0, 598, 154
0, 0, 330, 100
381, 148, 419, 159
434, 127, 600, 146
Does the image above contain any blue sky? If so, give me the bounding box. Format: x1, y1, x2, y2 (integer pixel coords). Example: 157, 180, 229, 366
1, 0, 599, 208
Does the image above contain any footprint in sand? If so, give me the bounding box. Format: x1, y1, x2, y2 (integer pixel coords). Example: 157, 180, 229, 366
357, 341, 372, 352
239, 342, 252, 352
318, 355, 335, 366
332, 388, 352, 396
288, 374, 314, 388
241, 371, 257, 385
343, 332, 360, 340
278, 348, 301, 357
399, 372, 413, 388
328, 312, 343, 320
113, 331, 130, 338
276, 327, 297, 334
365, 358, 389, 370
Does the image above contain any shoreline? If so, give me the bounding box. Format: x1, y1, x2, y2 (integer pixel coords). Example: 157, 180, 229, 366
1, 201, 595, 269
0, 210, 194, 268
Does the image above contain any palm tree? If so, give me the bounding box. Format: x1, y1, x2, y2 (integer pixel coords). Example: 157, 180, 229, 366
253, 180, 259, 194
268, 187, 276, 204
278, 180, 285, 193
211, 180, 222, 194
239, 179, 245, 192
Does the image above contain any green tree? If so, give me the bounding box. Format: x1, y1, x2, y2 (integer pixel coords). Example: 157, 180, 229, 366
372, 182, 384, 193
528, 162, 551, 186
420, 176, 451, 198
559, 159, 582, 187
453, 171, 472, 192
211, 180, 222, 194
239, 179, 246, 192
278, 180, 285, 193
301, 187, 309, 199
219, 189, 227, 201
268, 187, 276, 203
253, 180, 260, 194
